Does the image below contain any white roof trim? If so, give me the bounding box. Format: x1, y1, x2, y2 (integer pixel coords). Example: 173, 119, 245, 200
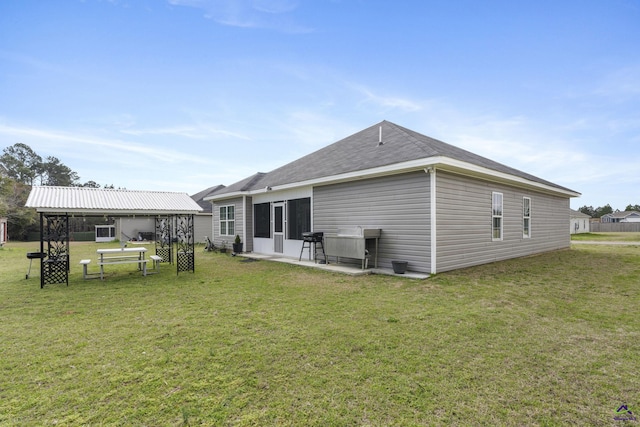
206, 156, 580, 201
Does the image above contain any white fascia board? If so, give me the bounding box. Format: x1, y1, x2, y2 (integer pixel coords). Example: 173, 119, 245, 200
204, 190, 256, 202
278, 157, 580, 198
205, 156, 580, 200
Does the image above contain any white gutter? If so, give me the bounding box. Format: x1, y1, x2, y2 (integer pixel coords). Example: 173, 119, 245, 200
204, 190, 250, 201
429, 157, 580, 197
33, 209, 202, 215
242, 195, 247, 246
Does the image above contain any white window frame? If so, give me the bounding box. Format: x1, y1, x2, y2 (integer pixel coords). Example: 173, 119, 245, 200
523, 197, 531, 238
219, 205, 235, 237
492, 192, 503, 241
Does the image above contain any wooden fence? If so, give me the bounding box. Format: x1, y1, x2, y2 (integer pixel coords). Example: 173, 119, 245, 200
590, 223, 640, 232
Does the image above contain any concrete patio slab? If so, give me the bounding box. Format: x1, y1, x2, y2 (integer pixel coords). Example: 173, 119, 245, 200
237, 253, 429, 279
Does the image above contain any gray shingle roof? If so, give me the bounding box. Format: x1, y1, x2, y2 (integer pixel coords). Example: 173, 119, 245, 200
191, 185, 226, 213
219, 172, 267, 194
603, 210, 640, 219
214, 120, 577, 196
570, 209, 591, 218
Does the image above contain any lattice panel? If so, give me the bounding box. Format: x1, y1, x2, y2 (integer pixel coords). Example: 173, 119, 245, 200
177, 252, 194, 272
175, 215, 195, 274
44, 259, 68, 285
156, 247, 172, 263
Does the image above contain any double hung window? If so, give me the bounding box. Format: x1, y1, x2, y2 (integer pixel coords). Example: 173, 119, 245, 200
523, 197, 531, 238
492, 192, 503, 241
219, 205, 235, 236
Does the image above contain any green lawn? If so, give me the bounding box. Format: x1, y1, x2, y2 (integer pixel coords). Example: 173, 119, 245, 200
1, 241, 638, 426
571, 231, 640, 242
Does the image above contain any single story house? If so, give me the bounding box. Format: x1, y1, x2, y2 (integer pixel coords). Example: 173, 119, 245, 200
205, 121, 580, 274
570, 209, 591, 234
601, 211, 640, 223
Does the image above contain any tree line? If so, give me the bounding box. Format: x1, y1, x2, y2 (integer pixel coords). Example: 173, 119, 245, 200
2, 142, 639, 240
0, 143, 119, 240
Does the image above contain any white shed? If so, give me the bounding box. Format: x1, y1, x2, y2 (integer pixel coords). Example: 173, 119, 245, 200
0, 217, 7, 246
570, 209, 591, 234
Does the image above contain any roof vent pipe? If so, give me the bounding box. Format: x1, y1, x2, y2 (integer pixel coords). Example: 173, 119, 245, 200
377, 125, 383, 146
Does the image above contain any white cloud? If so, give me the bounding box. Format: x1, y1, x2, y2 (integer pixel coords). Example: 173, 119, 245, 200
253, 0, 298, 14
167, 0, 312, 33
120, 124, 250, 140
0, 123, 208, 164
280, 111, 357, 149
595, 65, 640, 101
422, 110, 640, 207
0, 50, 75, 77
353, 85, 423, 112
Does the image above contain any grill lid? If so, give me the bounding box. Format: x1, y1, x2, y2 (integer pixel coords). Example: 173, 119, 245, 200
302, 232, 324, 242
26, 252, 46, 259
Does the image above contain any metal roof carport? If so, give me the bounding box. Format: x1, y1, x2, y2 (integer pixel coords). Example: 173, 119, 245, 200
25, 186, 203, 288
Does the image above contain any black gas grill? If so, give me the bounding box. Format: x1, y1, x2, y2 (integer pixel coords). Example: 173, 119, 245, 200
302, 232, 324, 242
299, 232, 327, 263
26, 251, 46, 279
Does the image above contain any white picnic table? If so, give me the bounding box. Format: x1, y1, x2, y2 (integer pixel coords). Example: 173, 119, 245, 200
97, 247, 148, 280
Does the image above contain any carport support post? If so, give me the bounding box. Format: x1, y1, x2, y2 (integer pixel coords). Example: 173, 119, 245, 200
39, 213, 44, 289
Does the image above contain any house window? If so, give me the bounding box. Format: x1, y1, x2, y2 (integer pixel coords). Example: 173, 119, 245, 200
287, 197, 311, 240
492, 192, 503, 241
219, 205, 235, 236
523, 197, 531, 238
254, 203, 271, 238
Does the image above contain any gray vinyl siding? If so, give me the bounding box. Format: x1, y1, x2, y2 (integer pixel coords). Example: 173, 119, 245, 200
313, 171, 431, 273
193, 214, 213, 243
435, 171, 570, 272
212, 197, 244, 248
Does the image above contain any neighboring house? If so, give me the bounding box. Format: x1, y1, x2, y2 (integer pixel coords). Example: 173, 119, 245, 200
570, 209, 591, 234
205, 121, 580, 274
601, 211, 640, 223
190, 185, 226, 243
95, 224, 117, 242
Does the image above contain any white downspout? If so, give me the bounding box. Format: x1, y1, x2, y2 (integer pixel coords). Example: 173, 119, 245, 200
242, 195, 247, 248
210, 201, 216, 241
425, 167, 437, 274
